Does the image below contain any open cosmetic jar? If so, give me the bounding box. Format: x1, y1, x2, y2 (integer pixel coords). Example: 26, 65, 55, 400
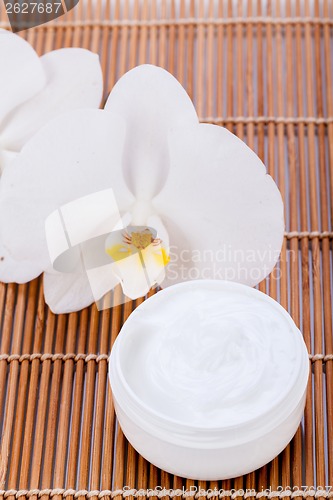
109, 280, 309, 480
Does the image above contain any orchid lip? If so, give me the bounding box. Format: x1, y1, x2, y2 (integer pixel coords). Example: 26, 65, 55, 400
104, 223, 170, 302
105, 225, 169, 265
123, 226, 159, 250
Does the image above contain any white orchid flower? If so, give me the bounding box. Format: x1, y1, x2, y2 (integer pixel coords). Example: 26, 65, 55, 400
0, 28, 103, 281
0, 29, 103, 173
0, 65, 284, 314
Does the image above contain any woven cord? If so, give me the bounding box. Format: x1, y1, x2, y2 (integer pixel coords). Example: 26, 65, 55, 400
0, 353, 332, 363
1, 489, 333, 500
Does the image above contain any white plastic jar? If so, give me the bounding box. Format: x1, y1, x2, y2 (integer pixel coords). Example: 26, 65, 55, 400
109, 280, 309, 480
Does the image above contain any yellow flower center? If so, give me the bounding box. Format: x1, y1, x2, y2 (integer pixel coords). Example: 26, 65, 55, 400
130, 230, 153, 249
105, 226, 169, 269
106, 243, 132, 261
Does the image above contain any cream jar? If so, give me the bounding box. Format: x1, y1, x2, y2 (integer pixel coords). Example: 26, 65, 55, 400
109, 280, 309, 480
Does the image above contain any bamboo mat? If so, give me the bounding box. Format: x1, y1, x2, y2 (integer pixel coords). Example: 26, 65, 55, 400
0, 0, 333, 496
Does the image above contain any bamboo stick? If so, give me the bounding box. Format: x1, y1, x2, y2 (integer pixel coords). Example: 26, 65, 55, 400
90, 304, 110, 493
285, 0, 303, 490
113, 300, 133, 498
196, 0, 205, 119
150, 0, 157, 66
40, 315, 67, 497
129, 0, 139, 70
158, 0, 167, 69
118, 0, 129, 76
2, 284, 29, 500
108, 0, 120, 92
138, 0, 148, 66
100, 0, 111, 99
313, 0, 330, 487
18, 282, 45, 489
275, 0, 290, 487
7, 280, 39, 486
236, 0, 244, 141
28, 311, 56, 493
256, 0, 267, 310
0, 282, 5, 336
186, 0, 195, 102
216, 0, 223, 125
246, 0, 255, 150
206, 0, 214, 120
77, 306, 99, 496
66, 309, 89, 490
101, 288, 123, 490
322, 0, 333, 482
177, 0, 186, 85
91, 0, 102, 56
72, 0, 83, 48
0, 284, 27, 489
226, 0, 233, 135
63, 0, 75, 48
52, 313, 78, 493
261, 0, 279, 490
168, 1, 176, 74
54, 0, 65, 49
304, 0, 325, 487
81, 0, 92, 50
0, 285, 16, 475
256, 0, 264, 166
266, 0, 278, 306
294, 0, 314, 486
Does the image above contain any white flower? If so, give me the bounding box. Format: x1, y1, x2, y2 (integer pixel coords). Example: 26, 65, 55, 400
0, 28, 103, 281
0, 65, 284, 314
0, 29, 103, 173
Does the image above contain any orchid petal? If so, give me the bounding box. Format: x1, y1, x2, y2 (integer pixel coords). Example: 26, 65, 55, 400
0, 241, 42, 283
0, 29, 45, 123
153, 123, 284, 288
44, 261, 121, 314
110, 245, 168, 299
110, 252, 150, 299
141, 243, 168, 287
105, 224, 168, 298
110, 251, 160, 300
44, 268, 96, 314
1, 48, 103, 151
0, 109, 133, 283
85, 264, 120, 310
146, 214, 170, 251
0, 149, 18, 174
105, 65, 198, 201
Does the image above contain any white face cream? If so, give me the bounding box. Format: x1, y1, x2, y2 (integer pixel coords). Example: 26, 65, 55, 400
109, 280, 309, 480
122, 286, 299, 427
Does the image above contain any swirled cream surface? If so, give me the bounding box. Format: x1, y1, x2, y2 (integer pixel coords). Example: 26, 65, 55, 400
119, 281, 302, 427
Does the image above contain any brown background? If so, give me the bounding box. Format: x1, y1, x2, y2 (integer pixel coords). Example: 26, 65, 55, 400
0, 0, 333, 496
